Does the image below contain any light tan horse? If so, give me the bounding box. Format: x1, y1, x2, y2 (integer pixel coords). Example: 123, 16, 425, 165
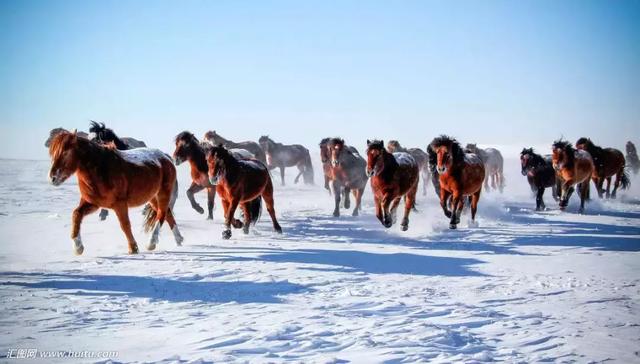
551, 139, 595, 213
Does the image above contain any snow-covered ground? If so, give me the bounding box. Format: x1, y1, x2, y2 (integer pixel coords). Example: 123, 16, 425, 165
1, 156, 639, 363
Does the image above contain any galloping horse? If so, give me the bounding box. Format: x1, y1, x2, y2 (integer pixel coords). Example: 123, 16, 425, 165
258, 136, 314, 186
465, 144, 504, 193
366, 140, 419, 231
551, 139, 595, 213
173, 131, 218, 220
576, 138, 629, 199
48, 130, 183, 255
203, 131, 266, 164
520, 148, 559, 211
386, 140, 430, 196
431, 136, 485, 229
45, 128, 88, 147
626, 141, 640, 175
89, 121, 147, 148
205, 145, 282, 239
327, 138, 368, 217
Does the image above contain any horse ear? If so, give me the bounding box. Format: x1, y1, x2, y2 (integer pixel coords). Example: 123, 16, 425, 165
381, 140, 384, 146
367, 139, 371, 145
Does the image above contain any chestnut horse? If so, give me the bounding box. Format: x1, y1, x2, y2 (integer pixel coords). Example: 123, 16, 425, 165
430, 136, 485, 229
387, 140, 430, 196
327, 138, 368, 217
551, 139, 595, 213
520, 148, 560, 211
48, 131, 183, 255
366, 140, 419, 231
173, 131, 218, 220
626, 141, 640, 175
205, 145, 282, 239
203, 131, 266, 164
258, 135, 314, 186
465, 143, 505, 193
576, 137, 630, 199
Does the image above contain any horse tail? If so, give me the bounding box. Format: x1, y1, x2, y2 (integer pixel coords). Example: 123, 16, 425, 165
249, 197, 262, 225
143, 205, 157, 233
302, 151, 314, 185
621, 168, 631, 190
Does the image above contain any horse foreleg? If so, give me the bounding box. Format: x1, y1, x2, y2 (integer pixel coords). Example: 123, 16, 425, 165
605, 176, 612, 199
186, 183, 205, 214
578, 182, 589, 214
71, 199, 99, 255
381, 196, 394, 228
559, 180, 574, 210
113, 204, 138, 254
324, 174, 331, 194
353, 188, 364, 216
389, 197, 401, 225
536, 187, 545, 211
206, 187, 216, 220
491, 173, 497, 190
470, 190, 481, 225
332, 180, 341, 217
240, 202, 251, 234
343, 187, 351, 209
401, 184, 418, 231
612, 171, 623, 199
449, 194, 461, 229
262, 180, 282, 233
440, 189, 452, 218
222, 199, 240, 239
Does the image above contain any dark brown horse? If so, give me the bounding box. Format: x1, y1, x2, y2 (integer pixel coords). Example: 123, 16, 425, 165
48, 130, 182, 255
89, 121, 147, 149
387, 140, 430, 196
258, 136, 314, 186
206, 145, 282, 239
520, 148, 560, 211
465, 143, 505, 193
203, 131, 266, 164
552, 139, 595, 213
173, 131, 218, 220
430, 136, 485, 229
576, 137, 629, 199
626, 141, 640, 175
366, 140, 419, 230
327, 138, 368, 217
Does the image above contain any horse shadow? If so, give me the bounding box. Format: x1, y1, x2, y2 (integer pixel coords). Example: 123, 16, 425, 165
0, 271, 308, 304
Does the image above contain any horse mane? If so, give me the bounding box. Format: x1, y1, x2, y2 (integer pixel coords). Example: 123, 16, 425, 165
367, 139, 385, 151
427, 145, 438, 173
258, 135, 270, 143
89, 120, 129, 150
576, 137, 604, 159
328, 137, 344, 147
176, 131, 209, 172
430, 135, 465, 163
553, 139, 576, 165
521, 147, 545, 167
319, 137, 330, 146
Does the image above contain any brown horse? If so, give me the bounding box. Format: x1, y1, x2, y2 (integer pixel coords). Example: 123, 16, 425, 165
48, 130, 183, 255
552, 139, 595, 213
626, 141, 640, 175
576, 137, 629, 199
327, 138, 368, 217
173, 131, 218, 220
205, 145, 282, 239
258, 135, 314, 186
366, 140, 419, 231
203, 131, 266, 164
386, 140, 430, 196
465, 143, 505, 193
430, 136, 485, 229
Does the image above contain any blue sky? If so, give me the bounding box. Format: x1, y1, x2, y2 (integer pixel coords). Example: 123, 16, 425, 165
1, 0, 638, 160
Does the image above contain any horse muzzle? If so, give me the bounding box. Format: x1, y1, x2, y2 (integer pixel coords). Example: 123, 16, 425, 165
521, 169, 528, 176
366, 168, 374, 177
331, 160, 339, 167
49, 171, 67, 186
209, 176, 219, 185
436, 166, 447, 174
174, 157, 183, 165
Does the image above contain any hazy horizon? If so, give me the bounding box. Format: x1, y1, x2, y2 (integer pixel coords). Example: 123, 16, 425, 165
1, 0, 639, 160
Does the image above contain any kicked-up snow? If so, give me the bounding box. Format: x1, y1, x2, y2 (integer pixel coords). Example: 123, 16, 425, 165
0, 157, 639, 363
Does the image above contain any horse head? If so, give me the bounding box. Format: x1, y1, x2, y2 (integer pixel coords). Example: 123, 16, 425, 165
430, 135, 463, 175
319, 138, 331, 164
552, 139, 573, 171
48, 130, 80, 186
386, 140, 401, 154
205, 144, 231, 185
327, 138, 346, 167
173, 131, 200, 165
575, 137, 592, 152
366, 139, 385, 177
520, 147, 535, 176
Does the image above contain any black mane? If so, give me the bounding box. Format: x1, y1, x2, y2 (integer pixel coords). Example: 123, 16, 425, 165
367, 139, 384, 150
319, 137, 330, 146
576, 137, 604, 159
89, 121, 128, 150
430, 135, 465, 163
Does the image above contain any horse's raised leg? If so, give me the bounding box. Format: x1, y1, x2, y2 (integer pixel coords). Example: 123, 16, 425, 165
206, 187, 216, 220
99, 209, 109, 221
401, 184, 418, 231
324, 174, 331, 194
331, 180, 341, 217
113, 204, 139, 254
222, 199, 240, 239
71, 199, 99, 255
605, 176, 612, 199
559, 180, 574, 210
262, 180, 283, 233
186, 182, 205, 214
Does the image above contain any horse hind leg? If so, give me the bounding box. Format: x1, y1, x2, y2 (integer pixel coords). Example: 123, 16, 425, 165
401, 183, 419, 231
606, 176, 613, 199
113, 203, 139, 254
578, 182, 589, 214
352, 187, 364, 216
294, 164, 304, 184
262, 179, 282, 233
99, 209, 109, 221
343, 188, 351, 209
470, 190, 481, 227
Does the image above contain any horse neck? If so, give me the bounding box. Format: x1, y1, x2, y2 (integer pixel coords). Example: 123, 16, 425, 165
188, 145, 208, 173
378, 150, 398, 178
529, 153, 546, 168
564, 147, 576, 168
220, 154, 240, 183
74, 140, 119, 181
107, 132, 129, 150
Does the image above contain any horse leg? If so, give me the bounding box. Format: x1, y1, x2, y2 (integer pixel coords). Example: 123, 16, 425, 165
262, 180, 282, 233
491, 172, 497, 190
536, 187, 545, 211
294, 164, 304, 184
351, 188, 360, 216
612, 171, 623, 199
222, 199, 240, 239
241, 202, 251, 234
578, 182, 589, 214
559, 180, 574, 210
484, 174, 490, 192
498, 170, 505, 193
186, 182, 205, 214
440, 189, 452, 218
165, 208, 183, 246
470, 190, 481, 226
206, 187, 216, 220
343, 188, 351, 209
455, 197, 464, 224
70, 199, 99, 255
606, 176, 613, 199
381, 196, 393, 228
99, 209, 109, 221
401, 184, 418, 231
280, 166, 286, 186
113, 203, 139, 254
592, 177, 603, 199
374, 195, 383, 224
331, 180, 341, 217
552, 181, 560, 202
449, 194, 461, 229
389, 197, 401, 225
324, 174, 331, 194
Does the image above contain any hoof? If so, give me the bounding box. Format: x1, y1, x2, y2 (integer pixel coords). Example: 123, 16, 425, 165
129, 245, 139, 254
383, 219, 393, 228
352, 209, 359, 217
175, 237, 183, 246
449, 223, 457, 230
73, 244, 84, 256
206, 215, 213, 220
194, 205, 205, 214
344, 200, 351, 209
232, 220, 244, 229
401, 224, 408, 231
275, 225, 283, 234
222, 229, 232, 240
333, 210, 340, 217
243, 226, 250, 234
147, 242, 157, 251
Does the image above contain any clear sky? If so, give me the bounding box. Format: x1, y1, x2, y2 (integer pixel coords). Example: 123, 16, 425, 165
1, 0, 639, 160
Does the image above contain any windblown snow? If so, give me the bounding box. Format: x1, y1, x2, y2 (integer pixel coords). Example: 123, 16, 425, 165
0, 156, 639, 363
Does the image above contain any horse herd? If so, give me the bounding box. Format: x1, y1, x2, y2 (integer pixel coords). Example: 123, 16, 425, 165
45, 122, 638, 255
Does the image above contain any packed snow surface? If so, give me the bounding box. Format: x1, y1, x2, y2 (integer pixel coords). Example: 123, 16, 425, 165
1, 157, 639, 363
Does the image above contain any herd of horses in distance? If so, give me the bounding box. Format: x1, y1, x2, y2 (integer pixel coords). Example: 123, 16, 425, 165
45, 122, 639, 255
